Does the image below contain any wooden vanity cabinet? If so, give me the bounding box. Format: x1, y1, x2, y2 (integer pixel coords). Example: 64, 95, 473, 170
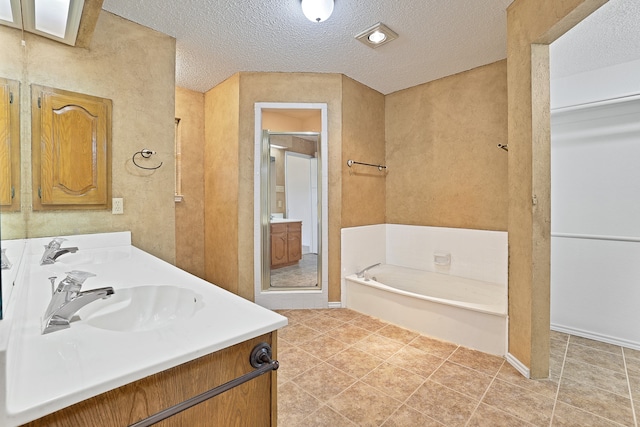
31, 84, 111, 211
270, 221, 302, 268
0, 77, 20, 212
22, 333, 277, 427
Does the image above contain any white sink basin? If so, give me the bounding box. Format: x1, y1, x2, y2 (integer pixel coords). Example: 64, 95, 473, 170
78, 285, 204, 332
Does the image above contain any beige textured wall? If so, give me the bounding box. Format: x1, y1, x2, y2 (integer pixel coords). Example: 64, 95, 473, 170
0, 12, 177, 262
341, 76, 386, 227
175, 87, 205, 278
204, 75, 240, 295
507, 0, 607, 377
385, 61, 508, 231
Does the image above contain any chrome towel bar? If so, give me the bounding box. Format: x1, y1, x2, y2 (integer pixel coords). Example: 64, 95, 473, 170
130, 342, 279, 427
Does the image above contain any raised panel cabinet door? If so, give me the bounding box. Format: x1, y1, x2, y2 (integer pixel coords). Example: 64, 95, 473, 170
0, 77, 20, 211
32, 85, 112, 208
270, 224, 288, 267
287, 223, 302, 263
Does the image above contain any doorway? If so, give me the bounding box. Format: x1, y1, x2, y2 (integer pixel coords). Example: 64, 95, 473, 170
253, 103, 329, 309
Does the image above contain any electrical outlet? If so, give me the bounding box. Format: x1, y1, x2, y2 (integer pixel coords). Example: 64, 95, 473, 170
112, 198, 124, 214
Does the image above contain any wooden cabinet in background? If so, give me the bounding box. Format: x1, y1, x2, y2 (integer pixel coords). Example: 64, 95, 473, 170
0, 77, 20, 212
270, 221, 302, 268
31, 84, 112, 210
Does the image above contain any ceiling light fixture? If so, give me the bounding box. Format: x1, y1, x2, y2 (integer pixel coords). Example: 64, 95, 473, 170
300, 0, 334, 23
355, 22, 398, 48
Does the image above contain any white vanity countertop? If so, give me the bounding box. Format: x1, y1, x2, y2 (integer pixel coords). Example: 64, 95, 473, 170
270, 218, 302, 224
1, 232, 287, 426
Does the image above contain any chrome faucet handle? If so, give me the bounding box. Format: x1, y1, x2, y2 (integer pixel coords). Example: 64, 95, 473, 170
40, 237, 79, 265
48, 276, 58, 295
42, 270, 111, 334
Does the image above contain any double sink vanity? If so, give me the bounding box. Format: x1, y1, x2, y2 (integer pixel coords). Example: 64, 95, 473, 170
0, 232, 287, 426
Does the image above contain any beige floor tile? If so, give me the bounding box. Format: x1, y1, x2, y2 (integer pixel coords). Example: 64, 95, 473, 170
624, 346, 640, 361
328, 323, 373, 345
328, 382, 402, 427
388, 345, 445, 378
557, 377, 635, 426
300, 405, 357, 427
562, 357, 629, 396
448, 346, 505, 377
278, 381, 323, 426
353, 333, 406, 360
551, 401, 625, 427
301, 313, 347, 333
550, 336, 569, 355
482, 379, 555, 425
323, 308, 363, 322
625, 352, 640, 377
276, 312, 637, 427
292, 362, 357, 402
277, 345, 321, 384
549, 349, 566, 377
569, 336, 623, 355
327, 346, 384, 379
376, 324, 420, 344
279, 323, 323, 345
361, 362, 426, 401
406, 380, 479, 427
381, 405, 443, 427
466, 403, 535, 427
495, 363, 559, 399
565, 342, 626, 373
283, 309, 321, 323
408, 334, 459, 358
301, 333, 350, 360
348, 314, 388, 332
550, 330, 570, 342
429, 361, 494, 400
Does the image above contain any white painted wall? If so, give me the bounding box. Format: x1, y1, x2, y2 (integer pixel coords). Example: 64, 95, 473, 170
285, 152, 313, 253
550, 60, 640, 349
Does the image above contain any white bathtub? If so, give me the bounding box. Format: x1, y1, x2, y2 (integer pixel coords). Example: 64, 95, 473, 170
345, 264, 507, 355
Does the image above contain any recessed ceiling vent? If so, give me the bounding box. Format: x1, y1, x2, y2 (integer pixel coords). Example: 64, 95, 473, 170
355, 22, 398, 49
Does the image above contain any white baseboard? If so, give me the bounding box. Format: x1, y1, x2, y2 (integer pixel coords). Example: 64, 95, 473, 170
551, 323, 640, 351
328, 301, 343, 309
506, 353, 530, 379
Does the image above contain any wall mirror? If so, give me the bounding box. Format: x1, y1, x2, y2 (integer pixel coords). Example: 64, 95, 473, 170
254, 103, 329, 309
265, 132, 320, 289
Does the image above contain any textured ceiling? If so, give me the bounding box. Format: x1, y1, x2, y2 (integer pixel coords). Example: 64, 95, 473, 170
551, 0, 640, 79
101, 0, 639, 95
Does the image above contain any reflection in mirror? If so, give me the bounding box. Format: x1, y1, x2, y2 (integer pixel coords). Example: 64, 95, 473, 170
266, 132, 320, 290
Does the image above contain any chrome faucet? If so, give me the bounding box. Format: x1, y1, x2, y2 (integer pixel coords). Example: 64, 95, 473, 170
40, 238, 79, 265
42, 270, 114, 334
356, 263, 381, 278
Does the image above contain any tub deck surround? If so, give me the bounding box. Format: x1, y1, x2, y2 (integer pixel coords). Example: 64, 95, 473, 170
341, 225, 508, 356
0, 232, 287, 427
345, 269, 507, 355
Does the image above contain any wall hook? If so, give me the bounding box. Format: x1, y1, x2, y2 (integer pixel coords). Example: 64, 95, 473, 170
132, 149, 163, 170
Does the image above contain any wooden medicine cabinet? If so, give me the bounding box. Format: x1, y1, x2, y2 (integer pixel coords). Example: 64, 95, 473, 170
0, 77, 20, 212
31, 84, 112, 210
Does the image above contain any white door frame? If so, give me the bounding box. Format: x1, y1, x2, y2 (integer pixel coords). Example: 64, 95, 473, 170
253, 102, 329, 309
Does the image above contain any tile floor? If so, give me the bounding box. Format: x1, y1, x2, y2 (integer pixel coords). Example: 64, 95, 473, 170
271, 254, 318, 288
276, 308, 640, 426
